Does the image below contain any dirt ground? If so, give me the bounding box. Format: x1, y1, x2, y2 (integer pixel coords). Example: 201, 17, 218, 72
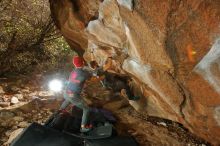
0, 74, 210, 146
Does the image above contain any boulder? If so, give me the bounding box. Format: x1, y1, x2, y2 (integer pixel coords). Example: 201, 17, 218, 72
49, 0, 220, 144
21, 88, 30, 93
0, 111, 15, 119
10, 86, 20, 92
28, 91, 38, 97
38, 91, 53, 97
0, 102, 10, 107
14, 94, 24, 100
0, 86, 5, 94
11, 96, 19, 104
18, 121, 29, 128
5, 128, 23, 145
13, 116, 24, 122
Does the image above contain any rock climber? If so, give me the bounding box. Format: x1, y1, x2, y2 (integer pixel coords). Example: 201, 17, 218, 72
59, 56, 93, 133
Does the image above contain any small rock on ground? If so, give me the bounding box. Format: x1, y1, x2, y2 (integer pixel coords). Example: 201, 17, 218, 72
11, 97, 19, 104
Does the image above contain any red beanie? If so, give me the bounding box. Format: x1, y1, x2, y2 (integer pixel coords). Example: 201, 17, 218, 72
73, 56, 84, 67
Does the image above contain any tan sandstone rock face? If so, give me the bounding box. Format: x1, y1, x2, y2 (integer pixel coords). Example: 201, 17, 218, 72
49, 0, 220, 144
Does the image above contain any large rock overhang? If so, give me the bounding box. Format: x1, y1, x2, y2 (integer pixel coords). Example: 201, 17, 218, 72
49, 0, 220, 144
